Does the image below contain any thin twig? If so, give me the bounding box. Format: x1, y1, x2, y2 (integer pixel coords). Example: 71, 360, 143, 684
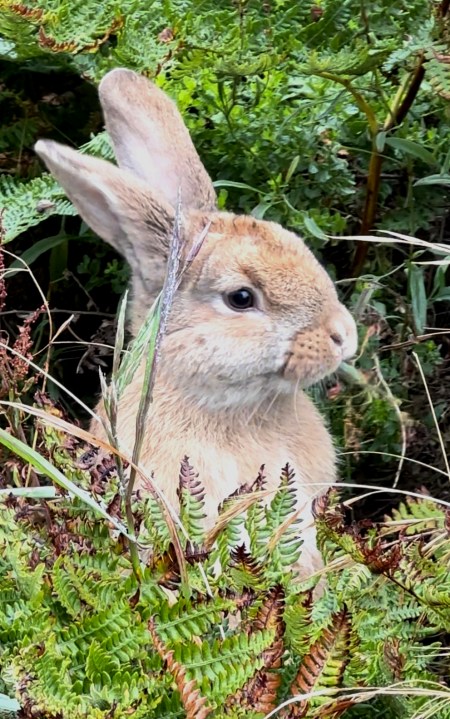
372, 354, 407, 488
412, 350, 450, 481
125, 199, 184, 578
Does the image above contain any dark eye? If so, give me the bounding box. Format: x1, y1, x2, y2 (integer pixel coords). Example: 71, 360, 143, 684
225, 288, 255, 311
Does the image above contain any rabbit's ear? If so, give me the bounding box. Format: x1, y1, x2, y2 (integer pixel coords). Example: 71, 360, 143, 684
34, 140, 175, 276
98, 68, 216, 211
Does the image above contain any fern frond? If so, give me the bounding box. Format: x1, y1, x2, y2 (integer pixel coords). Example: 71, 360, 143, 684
229, 544, 266, 591
425, 44, 450, 100
283, 591, 313, 655
0, 129, 114, 242
228, 586, 285, 715
382, 18, 435, 71
177, 456, 206, 547
171, 630, 275, 706
142, 492, 173, 553
389, 494, 445, 535
155, 596, 233, 644
297, 44, 394, 79
245, 464, 303, 575
286, 610, 352, 718
85, 639, 121, 685
148, 616, 212, 719
0, 173, 76, 242
1, 0, 124, 54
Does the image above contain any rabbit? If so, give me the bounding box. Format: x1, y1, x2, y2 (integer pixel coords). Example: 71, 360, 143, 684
35, 68, 357, 574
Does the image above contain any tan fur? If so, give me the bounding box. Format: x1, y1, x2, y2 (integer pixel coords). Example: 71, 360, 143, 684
35, 69, 357, 573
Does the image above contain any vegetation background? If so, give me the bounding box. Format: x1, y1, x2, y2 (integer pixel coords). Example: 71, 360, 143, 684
1, 0, 450, 717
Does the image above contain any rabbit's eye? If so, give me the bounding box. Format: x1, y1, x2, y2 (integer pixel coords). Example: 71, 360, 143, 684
225, 288, 255, 311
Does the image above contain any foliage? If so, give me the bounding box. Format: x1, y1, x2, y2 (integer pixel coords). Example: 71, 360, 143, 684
1, 0, 450, 471
1, 420, 450, 719
1, 0, 450, 242
2, 1, 450, 718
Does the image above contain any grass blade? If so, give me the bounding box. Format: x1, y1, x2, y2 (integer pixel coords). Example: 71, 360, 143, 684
0, 427, 133, 539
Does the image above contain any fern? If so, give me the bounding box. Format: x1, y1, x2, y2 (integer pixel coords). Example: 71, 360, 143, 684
425, 45, 450, 99
0, 173, 76, 242
0, 130, 113, 243
0, 0, 124, 54
155, 596, 234, 644
286, 610, 351, 718
175, 631, 274, 704
1, 428, 449, 717
296, 44, 395, 80
177, 456, 207, 548
389, 494, 445, 535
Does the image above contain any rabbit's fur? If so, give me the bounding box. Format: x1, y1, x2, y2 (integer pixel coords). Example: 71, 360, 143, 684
35, 69, 357, 572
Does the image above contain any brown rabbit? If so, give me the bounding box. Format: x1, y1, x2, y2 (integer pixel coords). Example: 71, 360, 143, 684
35, 69, 357, 572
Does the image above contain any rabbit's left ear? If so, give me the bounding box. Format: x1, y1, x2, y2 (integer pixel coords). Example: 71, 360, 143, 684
34, 139, 175, 263
99, 68, 217, 212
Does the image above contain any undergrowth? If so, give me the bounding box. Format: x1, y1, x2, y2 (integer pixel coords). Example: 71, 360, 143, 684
1, 414, 450, 719
2, 0, 450, 488
2, 0, 450, 717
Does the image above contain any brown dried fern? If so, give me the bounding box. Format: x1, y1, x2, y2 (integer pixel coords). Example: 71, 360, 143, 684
148, 617, 212, 719
230, 544, 264, 579
177, 455, 205, 503
284, 609, 352, 719
226, 585, 285, 714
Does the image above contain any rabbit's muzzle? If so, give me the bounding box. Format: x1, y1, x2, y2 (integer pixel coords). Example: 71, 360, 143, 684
325, 303, 358, 362
283, 303, 357, 387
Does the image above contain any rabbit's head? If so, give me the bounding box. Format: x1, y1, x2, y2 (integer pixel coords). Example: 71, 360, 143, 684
35, 69, 357, 412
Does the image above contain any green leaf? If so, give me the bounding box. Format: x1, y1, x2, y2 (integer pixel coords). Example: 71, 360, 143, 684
116, 296, 161, 399
251, 200, 273, 219
408, 264, 427, 334
7, 234, 76, 277
303, 214, 327, 240
433, 290, 450, 302
285, 155, 300, 183
385, 137, 436, 166
375, 131, 386, 152
0, 428, 132, 539
414, 173, 450, 186
212, 180, 263, 195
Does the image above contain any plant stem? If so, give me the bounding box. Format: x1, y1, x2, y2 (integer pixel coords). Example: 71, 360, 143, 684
124, 202, 184, 582
352, 0, 450, 276
351, 58, 426, 276
319, 72, 378, 135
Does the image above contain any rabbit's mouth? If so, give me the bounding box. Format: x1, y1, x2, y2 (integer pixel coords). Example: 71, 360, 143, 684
281, 334, 353, 388
281, 353, 340, 389
280, 306, 357, 387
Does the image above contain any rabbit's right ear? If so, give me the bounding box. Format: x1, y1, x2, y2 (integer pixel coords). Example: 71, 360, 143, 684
35, 140, 175, 281
98, 69, 217, 211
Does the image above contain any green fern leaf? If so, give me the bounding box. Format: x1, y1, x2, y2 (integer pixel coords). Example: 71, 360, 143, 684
172, 630, 275, 705
177, 456, 206, 547
85, 640, 121, 685
425, 45, 450, 99
296, 45, 393, 79
288, 610, 352, 717
389, 495, 445, 535
0, 129, 114, 243
0, 174, 76, 243
156, 596, 234, 644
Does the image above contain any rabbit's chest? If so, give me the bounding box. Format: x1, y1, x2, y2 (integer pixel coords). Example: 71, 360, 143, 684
138, 430, 311, 522
95, 383, 335, 518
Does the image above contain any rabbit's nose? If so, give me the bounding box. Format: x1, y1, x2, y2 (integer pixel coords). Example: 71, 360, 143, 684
329, 310, 357, 360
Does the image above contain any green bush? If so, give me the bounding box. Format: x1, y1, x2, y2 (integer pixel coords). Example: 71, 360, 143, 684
2, 1, 450, 717
1, 423, 450, 719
